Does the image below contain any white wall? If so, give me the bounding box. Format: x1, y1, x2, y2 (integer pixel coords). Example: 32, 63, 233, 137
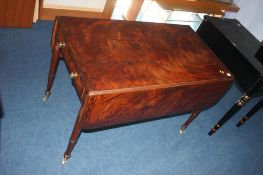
225, 0, 263, 41
43, 0, 107, 12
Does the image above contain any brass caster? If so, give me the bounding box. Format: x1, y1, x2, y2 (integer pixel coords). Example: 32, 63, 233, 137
179, 126, 186, 134
179, 129, 184, 134
61, 157, 67, 165
43, 91, 51, 102
61, 155, 70, 165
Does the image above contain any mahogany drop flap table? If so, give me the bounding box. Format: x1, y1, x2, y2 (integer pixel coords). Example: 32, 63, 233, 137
43, 16, 233, 163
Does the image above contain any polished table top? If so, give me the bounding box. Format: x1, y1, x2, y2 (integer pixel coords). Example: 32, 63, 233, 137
57, 16, 232, 95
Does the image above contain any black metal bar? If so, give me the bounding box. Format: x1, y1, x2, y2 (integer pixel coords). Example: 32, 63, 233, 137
208, 78, 263, 136
208, 104, 240, 136
236, 98, 263, 127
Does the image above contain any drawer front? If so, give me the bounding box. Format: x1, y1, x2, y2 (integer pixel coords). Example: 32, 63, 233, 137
56, 29, 86, 100
65, 55, 86, 99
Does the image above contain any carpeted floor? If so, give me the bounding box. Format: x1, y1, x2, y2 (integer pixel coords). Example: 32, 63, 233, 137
0, 21, 262, 175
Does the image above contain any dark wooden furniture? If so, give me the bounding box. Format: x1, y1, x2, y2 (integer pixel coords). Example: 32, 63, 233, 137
43, 16, 233, 163
196, 16, 263, 135
0, 0, 36, 28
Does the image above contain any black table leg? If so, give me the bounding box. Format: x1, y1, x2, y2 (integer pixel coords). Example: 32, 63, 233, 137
208, 79, 263, 136
236, 98, 263, 127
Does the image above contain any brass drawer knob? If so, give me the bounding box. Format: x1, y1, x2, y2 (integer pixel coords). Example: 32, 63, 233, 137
70, 72, 78, 79
57, 42, 65, 48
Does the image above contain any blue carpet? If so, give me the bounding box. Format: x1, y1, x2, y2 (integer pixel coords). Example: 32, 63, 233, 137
0, 21, 263, 175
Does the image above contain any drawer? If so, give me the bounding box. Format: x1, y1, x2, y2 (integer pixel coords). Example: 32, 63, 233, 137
67, 56, 86, 99
65, 56, 85, 99
56, 29, 86, 100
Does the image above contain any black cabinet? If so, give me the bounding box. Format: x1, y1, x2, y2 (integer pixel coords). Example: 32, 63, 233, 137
197, 15, 263, 95
197, 16, 263, 135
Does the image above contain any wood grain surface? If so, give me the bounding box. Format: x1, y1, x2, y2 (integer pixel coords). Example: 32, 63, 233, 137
0, 0, 36, 28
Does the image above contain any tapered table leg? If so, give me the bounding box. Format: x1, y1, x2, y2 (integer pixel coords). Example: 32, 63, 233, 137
43, 43, 64, 101
237, 98, 263, 127
208, 79, 263, 136
62, 105, 85, 165
179, 110, 200, 134
62, 123, 81, 164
